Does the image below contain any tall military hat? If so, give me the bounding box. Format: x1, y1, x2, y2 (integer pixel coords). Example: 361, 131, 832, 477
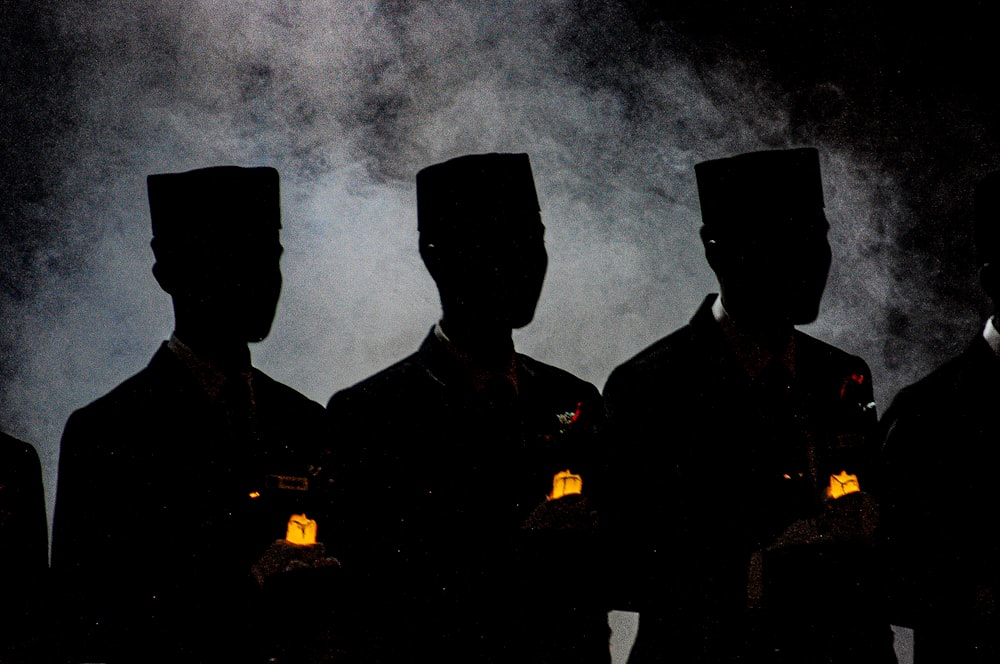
973, 170, 1000, 263
415, 153, 540, 235
147, 165, 281, 247
694, 147, 825, 228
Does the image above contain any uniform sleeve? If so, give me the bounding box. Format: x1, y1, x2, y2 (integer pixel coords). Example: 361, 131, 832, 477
875, 387, 929, 629
0, 436, 50, 660
599, 364, 670, 615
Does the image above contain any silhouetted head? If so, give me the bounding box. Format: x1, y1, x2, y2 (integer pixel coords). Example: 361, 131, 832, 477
974, 170, 1000, 309
147, 165, 283, 345
416, 153, 547, 340
695, 147, 831, 334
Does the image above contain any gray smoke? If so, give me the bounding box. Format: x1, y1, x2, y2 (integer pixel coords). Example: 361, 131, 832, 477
2, 0, 967, 536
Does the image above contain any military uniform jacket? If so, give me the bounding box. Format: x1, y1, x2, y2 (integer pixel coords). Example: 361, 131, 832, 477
879, 333, 1000, 662
325, 327, 611, 664
51, 342, 326, 663
0, 431, 49, 661
601, 294, 896, 664
0, 431, 48, 587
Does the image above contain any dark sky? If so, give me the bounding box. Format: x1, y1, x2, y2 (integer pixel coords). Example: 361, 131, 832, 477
2, 0, 998, 578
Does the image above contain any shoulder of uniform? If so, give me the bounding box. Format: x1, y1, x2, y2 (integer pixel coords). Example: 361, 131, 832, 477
517, 353, 599, 395
65, 360, 168, 425
604, 325, 698, 392
325, 352, 425, 411
252, 369, 324, 415
794, 332, 872, 374
0, 432, 41, 469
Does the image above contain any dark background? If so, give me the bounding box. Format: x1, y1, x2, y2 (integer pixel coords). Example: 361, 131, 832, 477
3, 3, 996, 658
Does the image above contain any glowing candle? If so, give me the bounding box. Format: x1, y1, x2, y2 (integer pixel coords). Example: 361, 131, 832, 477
285, 513, 317, 545
548, 470, 583, 500
827, 471, 861, 499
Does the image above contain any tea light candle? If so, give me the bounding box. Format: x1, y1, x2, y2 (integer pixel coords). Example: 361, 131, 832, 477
827, 471, 860, 499
548, 470, 583, 500
285, 513, 317, 545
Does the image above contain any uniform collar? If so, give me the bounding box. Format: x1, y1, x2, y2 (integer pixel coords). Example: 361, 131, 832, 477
432, 322, 519, 396
166, 333, 254, 402
711, 294, 797, 381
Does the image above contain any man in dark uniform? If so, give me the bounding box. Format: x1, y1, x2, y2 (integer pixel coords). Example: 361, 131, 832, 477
0, 429, 49, 662
602, 147, 897, 663
325, 152, 611, 664
51, 166, 329, 664
878, 170, 1000, 662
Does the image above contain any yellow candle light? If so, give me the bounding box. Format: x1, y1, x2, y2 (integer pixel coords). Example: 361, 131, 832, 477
548, 470, 583, 500
285, 513, 318, 545
827, 470, 861, 499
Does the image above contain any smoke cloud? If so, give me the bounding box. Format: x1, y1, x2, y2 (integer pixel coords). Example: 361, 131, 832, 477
3, 0, 976, 525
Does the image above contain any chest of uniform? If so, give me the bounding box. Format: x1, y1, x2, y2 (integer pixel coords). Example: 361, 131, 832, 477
377, 401, 591, 524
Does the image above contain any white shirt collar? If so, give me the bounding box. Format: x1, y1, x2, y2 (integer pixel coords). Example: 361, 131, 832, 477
983, 316, 1000, 358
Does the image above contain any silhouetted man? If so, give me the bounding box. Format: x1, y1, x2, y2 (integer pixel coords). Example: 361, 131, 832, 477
878, 170, 1000, 662
325, 152, 611, 664
51, 166, 327, 663
0, 429, 49, 662
602, 147, 897, 663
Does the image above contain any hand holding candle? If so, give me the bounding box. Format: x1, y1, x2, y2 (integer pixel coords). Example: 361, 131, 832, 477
252, 514, 339, 588
522, 470, 596, 531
